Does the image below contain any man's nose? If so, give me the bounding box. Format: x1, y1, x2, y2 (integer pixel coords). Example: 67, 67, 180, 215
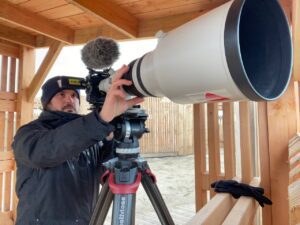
65, 95, 75, 103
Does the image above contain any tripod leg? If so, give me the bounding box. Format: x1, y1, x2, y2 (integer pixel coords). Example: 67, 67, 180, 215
89, 181, 114, 225
111, 194, 136, 225
141, 170, 175, 225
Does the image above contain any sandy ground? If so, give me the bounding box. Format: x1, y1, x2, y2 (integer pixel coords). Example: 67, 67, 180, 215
103, 155, 196, 225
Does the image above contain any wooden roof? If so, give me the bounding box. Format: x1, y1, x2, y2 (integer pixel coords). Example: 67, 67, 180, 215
0, 0, 234, 48
0, 0, 294, 48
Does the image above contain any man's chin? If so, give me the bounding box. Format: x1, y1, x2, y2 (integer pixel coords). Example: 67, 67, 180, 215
62, 108, 77, 113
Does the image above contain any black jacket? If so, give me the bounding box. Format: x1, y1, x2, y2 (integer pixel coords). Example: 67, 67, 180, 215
12, 110, 115, 225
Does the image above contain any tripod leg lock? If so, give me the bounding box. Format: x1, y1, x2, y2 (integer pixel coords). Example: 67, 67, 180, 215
145, 169, 157, 183
108, 171, 142, 194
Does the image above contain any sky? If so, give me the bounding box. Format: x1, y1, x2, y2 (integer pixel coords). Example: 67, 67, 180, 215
35, 38, 158, 96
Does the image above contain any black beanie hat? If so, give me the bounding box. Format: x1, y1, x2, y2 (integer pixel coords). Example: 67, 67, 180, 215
41, 76, 81, 109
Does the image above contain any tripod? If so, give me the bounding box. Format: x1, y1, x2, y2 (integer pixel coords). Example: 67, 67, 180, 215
89, 107, 175, 225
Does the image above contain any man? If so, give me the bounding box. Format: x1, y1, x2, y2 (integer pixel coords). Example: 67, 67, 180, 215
12, 65, 144, 225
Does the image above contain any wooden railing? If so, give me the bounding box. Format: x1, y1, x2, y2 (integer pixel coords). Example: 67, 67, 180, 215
191, 101, 266, 225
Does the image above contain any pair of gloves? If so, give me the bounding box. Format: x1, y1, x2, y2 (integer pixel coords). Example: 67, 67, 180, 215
211, 180, 272, 207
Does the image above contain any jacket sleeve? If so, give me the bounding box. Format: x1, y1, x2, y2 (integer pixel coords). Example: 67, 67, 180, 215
12, 111, 115, 168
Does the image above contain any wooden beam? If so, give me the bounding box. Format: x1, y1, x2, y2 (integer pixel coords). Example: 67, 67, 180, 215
69, 0, 138, 38
0, 23, 35, 48
0, 0, 74, 44
293, 0, 300, 81
27, 41, 64, 102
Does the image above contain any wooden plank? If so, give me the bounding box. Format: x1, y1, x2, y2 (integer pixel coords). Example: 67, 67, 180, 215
0, 39, 19, 58
222, 178, 260, 225
239, 101, 253, 183
70, 0, 138, 38
0, 151, 14, 160
0, 99, 16, 112
58, 12, 104, 29
4, 57, 16, 211
0, 211, 14, 225
27, 41, 64, 102
186, 193, 235, 225
289, 177, 300, 225
257, 102, 272, 225
186, 177, 241, 225
0, 0, 74, 44
207, 103, 220, 197
1, 55, 8, 91
293, 0, 300, 81
267, 80, 297, 225
139, 11, 200, 37
74, 25, 128, 45
0, 91, 17, 100
0, 23, 35, 47
18, 0, 67, 13
193, 103, 208, 210
222, 102, 236, 179
118, 0, 226, 19
38, 4, 83, 20
0, 160, 14, 173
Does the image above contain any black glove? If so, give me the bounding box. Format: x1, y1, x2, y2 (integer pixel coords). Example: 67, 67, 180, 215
211, 180, 272, 207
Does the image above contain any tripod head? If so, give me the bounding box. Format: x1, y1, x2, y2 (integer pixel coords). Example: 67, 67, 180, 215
112, 106, 149, 158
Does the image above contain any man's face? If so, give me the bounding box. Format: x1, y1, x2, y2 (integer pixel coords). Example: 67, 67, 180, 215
47, 89, 80, 114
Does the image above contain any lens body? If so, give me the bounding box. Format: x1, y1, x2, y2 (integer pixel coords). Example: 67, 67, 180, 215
123, 0, 292, 104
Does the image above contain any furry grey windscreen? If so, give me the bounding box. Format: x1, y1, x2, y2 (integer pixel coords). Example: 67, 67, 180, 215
81, 37, 120, 70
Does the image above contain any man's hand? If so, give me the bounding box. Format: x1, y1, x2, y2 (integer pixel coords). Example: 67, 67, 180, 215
99, 65, 144, 123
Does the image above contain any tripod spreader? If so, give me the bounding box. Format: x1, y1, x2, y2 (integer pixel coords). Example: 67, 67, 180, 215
89, 156, 175, 225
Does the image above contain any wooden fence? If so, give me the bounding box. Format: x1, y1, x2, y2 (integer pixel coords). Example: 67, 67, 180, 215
79, 95, 194, 156
0, 55, 18, 225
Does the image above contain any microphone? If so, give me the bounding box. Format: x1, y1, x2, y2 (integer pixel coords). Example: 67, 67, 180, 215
81, 37, 120, 70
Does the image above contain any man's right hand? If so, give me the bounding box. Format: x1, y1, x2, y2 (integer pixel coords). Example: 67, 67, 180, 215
99, 65, 144, 123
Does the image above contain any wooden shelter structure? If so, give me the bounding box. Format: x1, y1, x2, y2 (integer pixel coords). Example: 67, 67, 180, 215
0, 0, 299, 225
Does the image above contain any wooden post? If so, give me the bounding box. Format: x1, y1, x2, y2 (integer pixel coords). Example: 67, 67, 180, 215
239, 101, 253, 183
266, 80, 297, 225
223, 102, 236, 179
16, 47, 35, 127
193, 103, 207, 210
258, 102, 272, 225
207, 103, 220, 197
